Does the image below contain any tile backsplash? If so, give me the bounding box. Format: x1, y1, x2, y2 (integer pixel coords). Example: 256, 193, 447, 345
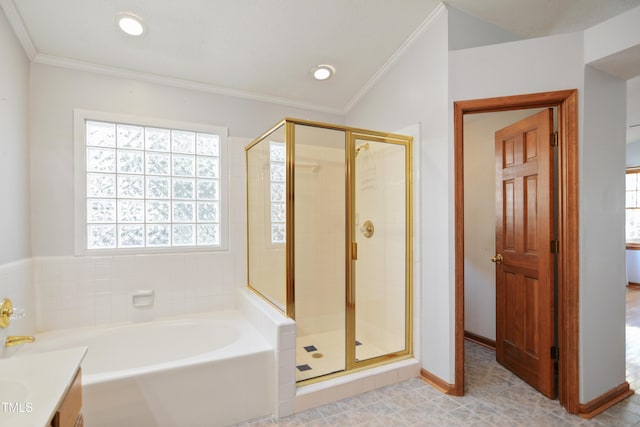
33, 251, 245, 332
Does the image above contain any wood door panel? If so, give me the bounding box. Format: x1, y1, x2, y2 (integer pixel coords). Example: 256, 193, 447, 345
500, 274, 539, 348
525, 175, 538, 254
501, 270, 519, 346
503, 180, 516, 250
495, 109, 555, 399
525, 129, 539, 161
502, 274, 541, 384
524, 276, 540, 356
503, 138, 516, 167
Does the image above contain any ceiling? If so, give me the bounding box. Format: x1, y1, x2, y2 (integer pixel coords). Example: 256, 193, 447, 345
2, 0, 640, 117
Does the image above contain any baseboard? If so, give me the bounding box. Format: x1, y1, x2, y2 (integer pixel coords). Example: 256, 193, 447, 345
420, 369, 458, 395
464, 331, 496, 350
628, 282, 640, 289
577, 382, 634, 419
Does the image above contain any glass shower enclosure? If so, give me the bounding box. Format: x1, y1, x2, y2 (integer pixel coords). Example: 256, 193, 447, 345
245, 118, 412, 383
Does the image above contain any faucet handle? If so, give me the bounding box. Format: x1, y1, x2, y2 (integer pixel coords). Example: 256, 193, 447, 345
11, 307, 25, 320
1, 298, 20, 329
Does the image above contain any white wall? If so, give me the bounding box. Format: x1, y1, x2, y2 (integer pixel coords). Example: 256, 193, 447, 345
447, 5, 522, 51
0, 5, 35, 349
627, 140, 640, 166
580, 65, 627, 402
0, 7, 30, 264
629, 76, 640, 143
584, 5, 640, 80
346, 7, 452, 382
449, 33, 585, 101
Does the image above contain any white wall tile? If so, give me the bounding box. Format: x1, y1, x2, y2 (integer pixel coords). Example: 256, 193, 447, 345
279, 330, 296, 351
277, 398, 294, 419
32, 251, 243, 331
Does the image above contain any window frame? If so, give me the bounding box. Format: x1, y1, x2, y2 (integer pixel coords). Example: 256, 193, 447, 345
626, 167, 640, 250
74, 109, 229, 255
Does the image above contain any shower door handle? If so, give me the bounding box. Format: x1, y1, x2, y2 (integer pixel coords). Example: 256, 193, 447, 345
360, 220, 375, 238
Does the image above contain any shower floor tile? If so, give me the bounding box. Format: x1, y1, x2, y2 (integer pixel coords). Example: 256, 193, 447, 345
295, 330, 385, 382
296, 330, 344, 381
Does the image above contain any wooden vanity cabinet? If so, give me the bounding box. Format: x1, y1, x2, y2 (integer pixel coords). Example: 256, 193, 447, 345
51, 369, 83, 427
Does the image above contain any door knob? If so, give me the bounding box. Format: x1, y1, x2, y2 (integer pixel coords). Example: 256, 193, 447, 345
491, 254, 503, 264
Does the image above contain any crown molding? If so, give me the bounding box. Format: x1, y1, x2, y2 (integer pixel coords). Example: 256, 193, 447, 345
342, 2, 447, 114
32, 53, 345, 116
0, 0, 37, 60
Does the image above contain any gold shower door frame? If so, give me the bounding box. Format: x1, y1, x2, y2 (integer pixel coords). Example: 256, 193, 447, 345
346, 131, 414, 373
245, 118, 413, 383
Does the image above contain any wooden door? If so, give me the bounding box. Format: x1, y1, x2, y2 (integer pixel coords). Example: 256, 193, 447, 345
494, 109, 555, 399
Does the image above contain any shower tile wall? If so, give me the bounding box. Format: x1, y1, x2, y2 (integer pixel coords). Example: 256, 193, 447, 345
355, 143, 407, 356
295, 143, 346, 337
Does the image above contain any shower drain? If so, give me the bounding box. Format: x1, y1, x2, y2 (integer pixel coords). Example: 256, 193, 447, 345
312, 353, 324, 359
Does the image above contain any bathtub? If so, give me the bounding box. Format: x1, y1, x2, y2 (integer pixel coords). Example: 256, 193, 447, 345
16, 311, 275, 427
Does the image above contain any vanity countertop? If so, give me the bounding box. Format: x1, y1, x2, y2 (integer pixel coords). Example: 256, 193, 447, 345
0, 346, 87, 427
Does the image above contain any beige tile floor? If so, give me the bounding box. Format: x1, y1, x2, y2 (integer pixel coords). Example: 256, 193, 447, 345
239, 290, 640, 426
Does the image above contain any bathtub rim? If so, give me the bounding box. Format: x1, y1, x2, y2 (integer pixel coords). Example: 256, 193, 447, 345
13, 309, 273, 386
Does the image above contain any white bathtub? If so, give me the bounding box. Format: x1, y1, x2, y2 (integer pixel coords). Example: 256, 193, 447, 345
17, 311, 275, 427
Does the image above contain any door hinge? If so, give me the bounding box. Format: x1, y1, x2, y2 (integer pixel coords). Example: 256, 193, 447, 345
551, 131, 558, 147
352, 242, 358, 260
550, 239, 560, 254
551, 346, 560, 361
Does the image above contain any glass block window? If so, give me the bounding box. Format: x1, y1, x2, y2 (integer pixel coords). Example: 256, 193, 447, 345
82, 118, 224, 251
269, 142, 286, 244
627, 168, 640, 247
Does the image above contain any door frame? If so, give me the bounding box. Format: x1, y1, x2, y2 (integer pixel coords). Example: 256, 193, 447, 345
453, 89, 579, 413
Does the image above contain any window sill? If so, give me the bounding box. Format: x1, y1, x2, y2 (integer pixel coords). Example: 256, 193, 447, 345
76, 245, 228, 257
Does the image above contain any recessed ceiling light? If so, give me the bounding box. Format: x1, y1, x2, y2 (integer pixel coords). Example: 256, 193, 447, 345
116, 13, 146, 36
312, 65, 335, 81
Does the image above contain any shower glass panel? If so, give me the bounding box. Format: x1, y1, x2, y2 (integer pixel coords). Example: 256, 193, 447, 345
352, 137, 408, 363
246, 119, 412, 385
246, 123, 286, 311
294, 124, 346, 381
